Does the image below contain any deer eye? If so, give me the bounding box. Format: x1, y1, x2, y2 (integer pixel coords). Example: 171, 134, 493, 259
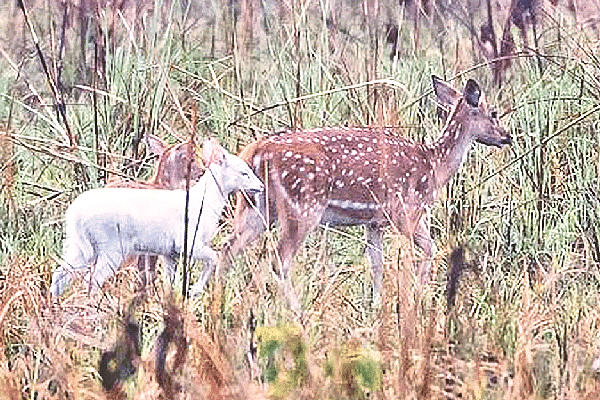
491, 110, 498, 119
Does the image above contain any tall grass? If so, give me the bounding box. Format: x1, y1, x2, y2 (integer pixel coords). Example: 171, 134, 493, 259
1, 0, 600, 398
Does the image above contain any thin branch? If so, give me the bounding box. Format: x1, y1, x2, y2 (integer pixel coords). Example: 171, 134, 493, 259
17, 0, 75, 147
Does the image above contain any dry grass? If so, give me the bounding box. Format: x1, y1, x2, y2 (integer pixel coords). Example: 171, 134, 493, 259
2, 0, 600, 398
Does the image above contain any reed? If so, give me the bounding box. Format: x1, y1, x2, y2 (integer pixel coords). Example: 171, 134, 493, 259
1, 0, 599, 398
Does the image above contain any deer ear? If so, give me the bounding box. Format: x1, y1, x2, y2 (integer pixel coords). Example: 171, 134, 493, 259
145, 134, 168, 157
432, 75, 461, 108
463, 79, 481, 107
202, 138, 225, 166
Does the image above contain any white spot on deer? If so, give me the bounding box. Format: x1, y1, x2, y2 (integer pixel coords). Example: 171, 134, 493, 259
392, 159, 397, 165
299, 167, 305, 173
281, 171, 289, 179
364, 160, 370, 165
286, 138, 293, 144
367, 147, 373, 152
353, 202, 368, 210
421, 175, 427, 183
335, 181, 345, 188
285, 151, 293, 158
329, 199, 347, 208
358, 143, 364, 149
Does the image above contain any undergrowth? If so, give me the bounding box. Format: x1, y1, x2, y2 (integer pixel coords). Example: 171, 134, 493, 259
1, 0, 600, 398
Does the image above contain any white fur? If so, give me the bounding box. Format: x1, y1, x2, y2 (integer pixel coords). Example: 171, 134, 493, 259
50, 140, 263, 296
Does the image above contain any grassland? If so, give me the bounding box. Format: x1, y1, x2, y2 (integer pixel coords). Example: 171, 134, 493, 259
1, 0, 600, 398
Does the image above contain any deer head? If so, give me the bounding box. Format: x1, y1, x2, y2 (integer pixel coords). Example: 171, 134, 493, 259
145, 134, 205, 190
201, 138, 264, 196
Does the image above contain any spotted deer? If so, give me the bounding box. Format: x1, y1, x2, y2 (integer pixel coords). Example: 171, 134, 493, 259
105, 134, 204, 288
220, 76, 511, 305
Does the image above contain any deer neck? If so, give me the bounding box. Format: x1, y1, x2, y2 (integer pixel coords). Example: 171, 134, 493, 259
187, 166, 227, 243
430, 114, 475, 189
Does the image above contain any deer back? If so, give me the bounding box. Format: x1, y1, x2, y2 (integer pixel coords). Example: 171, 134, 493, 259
243, 128, 436, 230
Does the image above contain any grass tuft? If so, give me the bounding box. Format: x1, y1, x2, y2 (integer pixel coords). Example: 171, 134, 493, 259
1, 0, 600, 398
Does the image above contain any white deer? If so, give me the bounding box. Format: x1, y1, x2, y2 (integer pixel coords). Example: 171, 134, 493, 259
105, 134, 205, 289
50, 138, 264, 296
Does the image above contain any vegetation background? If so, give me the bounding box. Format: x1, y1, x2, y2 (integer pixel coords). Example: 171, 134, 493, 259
1, 0, 600, 398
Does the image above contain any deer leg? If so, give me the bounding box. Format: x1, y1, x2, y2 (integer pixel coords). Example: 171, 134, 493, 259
163, 255, 178, 285
413, 215, 436, 284
221, 195, 269, 270
189, 246, 218, 296
276, 212, 322, 312
277, 215, 319, 279
135, 254, 158, 296
135, 255, 156, 287
88, 250, 124, 292
365, 225, 384, 302
51, 243, 94, 296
